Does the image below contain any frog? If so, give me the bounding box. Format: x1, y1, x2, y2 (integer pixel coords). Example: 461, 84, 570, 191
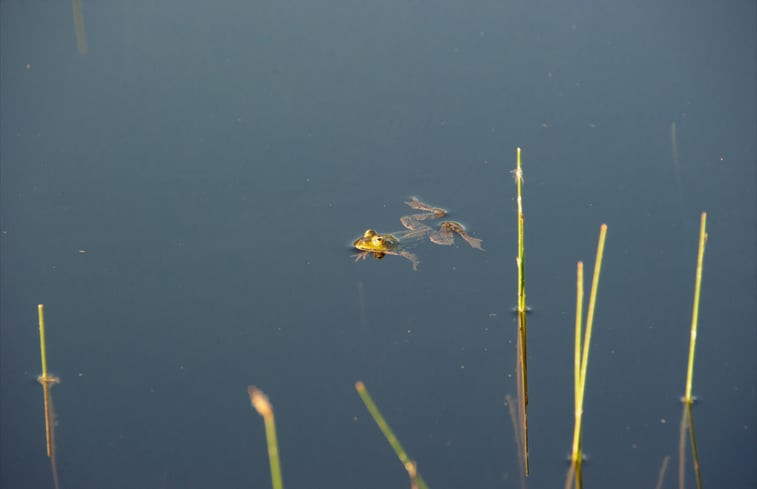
353, 197, 484, 270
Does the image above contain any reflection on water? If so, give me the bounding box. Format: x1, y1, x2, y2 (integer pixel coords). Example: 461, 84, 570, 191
71, 0, 88, 55
0, 1, 754, 488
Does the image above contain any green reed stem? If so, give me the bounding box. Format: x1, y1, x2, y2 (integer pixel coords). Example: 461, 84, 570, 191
355, 381, 429, 489
573, 262, 584, 431
248, 386, 284, 489
684, 212, 707, 404
578, 224, 607, 400
568, 224, 608, 489
515, 147, 526, 313
513, 147, 530, 474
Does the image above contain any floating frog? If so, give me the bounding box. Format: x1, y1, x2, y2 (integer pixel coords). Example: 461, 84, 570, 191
353, 197, 484, 270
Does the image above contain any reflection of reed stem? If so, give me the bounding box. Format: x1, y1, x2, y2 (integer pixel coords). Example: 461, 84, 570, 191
71, 0, 88, 55
248, 386, 284, 489
681, 406, 707, 489
678, 402, 687, 489
516, 311, 529, 476
355, 381, 430, 489
686, 403, 703, 489
505, 394, 527, 489
655, 454, 670, 489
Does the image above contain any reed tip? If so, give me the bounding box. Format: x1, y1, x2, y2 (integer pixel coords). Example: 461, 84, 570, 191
248, 385, 273, 417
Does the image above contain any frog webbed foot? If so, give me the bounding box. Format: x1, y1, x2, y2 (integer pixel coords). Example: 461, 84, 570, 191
429, 227, 455, 246
460, 234, 484, 251
435, 221, 485, 251
353, 251, 371, 262
399, 250, 420, 271
400, 215, 419, 230
353, 251, 388, 263
404, 197, 447, 218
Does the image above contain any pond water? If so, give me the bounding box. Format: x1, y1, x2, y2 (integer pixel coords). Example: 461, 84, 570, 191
1, 1, 755, 488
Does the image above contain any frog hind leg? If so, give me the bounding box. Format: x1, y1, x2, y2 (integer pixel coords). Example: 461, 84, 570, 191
438, 221, 485, 251
399, 250, 420, 271
460, 233, 484, 251
400, 215, 433, 241
404, 197, 447, 218
429, 227, 455, 246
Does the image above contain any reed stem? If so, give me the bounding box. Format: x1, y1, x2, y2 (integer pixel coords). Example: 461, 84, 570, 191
684, 212, 707, 404
567, 224, 608, 489
573, 262, 584, 441
578, 224, 608, 406
515, 147, 526, 313
355, 381, 429, 489
38, 304, 49, 379
512, 147, 530, 474
248, 386, 284, 489
36, 304, 61, 489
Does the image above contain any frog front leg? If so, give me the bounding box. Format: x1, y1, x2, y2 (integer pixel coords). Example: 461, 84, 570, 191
353, 250, 372, 262
353, 250, 388, 262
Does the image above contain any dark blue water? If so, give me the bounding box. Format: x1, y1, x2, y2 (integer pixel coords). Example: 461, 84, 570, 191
2, 1, 754, 488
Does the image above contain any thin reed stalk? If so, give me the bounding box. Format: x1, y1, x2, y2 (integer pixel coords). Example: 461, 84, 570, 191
566, 224, 608, 489
248, 386, 284, 489
678, 211, 708, 489
684, 212, 707, 404
36, 304, 61, 489
574, 262, 584, 425
515, 147, 526, 313
512, 147, 530, 474
355, 381, 429, 489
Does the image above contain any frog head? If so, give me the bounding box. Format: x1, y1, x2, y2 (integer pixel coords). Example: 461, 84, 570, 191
353, 229, 399, 252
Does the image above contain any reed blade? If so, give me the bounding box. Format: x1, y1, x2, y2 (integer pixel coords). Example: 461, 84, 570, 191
355, 381, 430, 489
